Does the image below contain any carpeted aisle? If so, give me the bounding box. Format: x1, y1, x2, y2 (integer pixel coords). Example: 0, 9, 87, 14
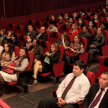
4, 84, 58, 108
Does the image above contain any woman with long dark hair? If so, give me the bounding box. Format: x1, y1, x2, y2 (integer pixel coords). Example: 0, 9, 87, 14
0, 47, 29, 96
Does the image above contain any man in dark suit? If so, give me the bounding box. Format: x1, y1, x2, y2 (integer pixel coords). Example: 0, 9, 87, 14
35, 26, 47, 42
82, 71, 108, 108
25, 24, 36, 39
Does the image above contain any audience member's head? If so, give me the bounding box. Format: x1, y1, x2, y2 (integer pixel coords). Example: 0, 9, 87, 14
78, 18, 84, 25
105, 4, 108, 9
64, 13, 68, 19
71, 23, 78, 30
100, 23, 106, 30
96, 27, 103, 35
73, 12, 77, 18
68, 17, 73, 23
73, 34, 82, 43
82, 26, 88, 33
32, 38, 37, 47
27, 24, 33, 32
7, 31, 13, 39
80, 9, 85, 15
73, 60, 85, 77
49, 43, 58, 53
27, 35, 33, 43
58, 14, 63, 20
49, 21, 54, 29
0, 29, 6, 35
88, 21, 94, 28
39, 26, 45, 34
51, 14, 55, 21
102, 8, 106, 13
99, 71, 108, 89
94, 14, 99, 20
11, 33, 17, 41
60, 32, 68, 42
3, 42, 13, 57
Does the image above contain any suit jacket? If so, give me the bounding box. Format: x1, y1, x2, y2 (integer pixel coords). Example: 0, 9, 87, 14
82, 83, 108, 108
25, 30, 37, 39
35, 32, 47, 41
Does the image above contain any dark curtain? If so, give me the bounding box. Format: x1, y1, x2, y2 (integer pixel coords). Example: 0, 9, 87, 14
0, 0, 105, 18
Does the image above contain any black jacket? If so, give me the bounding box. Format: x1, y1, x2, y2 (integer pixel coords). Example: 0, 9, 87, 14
82, 83, 108, 108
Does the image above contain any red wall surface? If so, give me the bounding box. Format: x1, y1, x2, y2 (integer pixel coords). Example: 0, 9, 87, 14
0, 1, 106, 30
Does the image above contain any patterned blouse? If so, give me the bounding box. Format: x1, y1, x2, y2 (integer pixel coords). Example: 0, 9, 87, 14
70, 42, 84, 56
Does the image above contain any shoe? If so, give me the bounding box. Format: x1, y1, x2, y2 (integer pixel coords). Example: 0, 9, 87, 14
28, 76, 37, 86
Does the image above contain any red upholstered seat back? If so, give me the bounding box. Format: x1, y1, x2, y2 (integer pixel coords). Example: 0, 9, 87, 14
27, 51, 34, 70
81, 37, 87, 53
89, 28, 94, 35
14, 46, 20, 57
86, 71, 95, 87
58, 45, 64, 62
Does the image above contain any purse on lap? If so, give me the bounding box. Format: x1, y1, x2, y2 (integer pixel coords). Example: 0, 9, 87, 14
2, 62, 16, 74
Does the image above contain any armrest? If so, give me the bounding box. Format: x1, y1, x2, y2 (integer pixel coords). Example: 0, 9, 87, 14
102, 45, 108, 56
52, 61, 64, 77
76, 101, 83, 105
16, 69, 33, 74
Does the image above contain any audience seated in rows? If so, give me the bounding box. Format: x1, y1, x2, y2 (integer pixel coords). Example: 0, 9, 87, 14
25, 24, 37, 39
47, 21, 58, 32
0, 47, 29, 96
56, 32, 69, 49
32, 43, 59, 85
37, 60, 90, 108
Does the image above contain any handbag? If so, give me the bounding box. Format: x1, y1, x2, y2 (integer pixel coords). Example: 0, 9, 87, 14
2, 62, 16, 74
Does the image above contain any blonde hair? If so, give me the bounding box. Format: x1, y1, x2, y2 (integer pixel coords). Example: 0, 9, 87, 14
49, 43, 58, 53
71, 23, 78, 30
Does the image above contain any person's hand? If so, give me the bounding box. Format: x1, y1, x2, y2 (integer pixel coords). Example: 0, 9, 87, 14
45, 51, 50, 56
57, 97, 63, 107
70, 48, 75, 52
66, 47, 70, 50
57, 98, 67, 107
34, 59, 37, 63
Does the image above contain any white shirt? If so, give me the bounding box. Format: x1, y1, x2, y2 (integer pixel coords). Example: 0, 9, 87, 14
88, 87, 108, 108
56, 73, 90, 104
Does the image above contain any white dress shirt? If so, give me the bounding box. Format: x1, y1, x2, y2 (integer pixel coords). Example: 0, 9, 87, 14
88, 87, 108, 108
56, 73, 90, 104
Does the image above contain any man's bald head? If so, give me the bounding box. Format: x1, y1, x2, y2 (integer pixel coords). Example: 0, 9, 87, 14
39, 26, 45, 34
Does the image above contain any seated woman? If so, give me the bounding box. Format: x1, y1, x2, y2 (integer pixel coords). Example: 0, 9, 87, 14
29, 38, 44, 60
0, 47, 29, 96
24, 35, 33, 49
2, 31, 13, 45
67, 23, 79, 36
0, 42, 15, 70
50, 14, 56, 25
32, 43, 59, 85
64, 34, 84, 71
58, 14, 65, 24
11, 33, 20, 48
92, 14, 101, 26
88, 20, 96, 33
78, 18, 84, 28
56, 32, 69, 49
0, 29, 7, 41
87, 27, 106, 69
100, 8, 107, 17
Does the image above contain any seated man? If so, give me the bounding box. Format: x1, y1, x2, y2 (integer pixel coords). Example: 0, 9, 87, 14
79, 26, 91, 41
82, 71, 108, 108
47, 21, 58, 32
25, 24, 36, 39
35, 26, 47, 42
37, 60, 90, 108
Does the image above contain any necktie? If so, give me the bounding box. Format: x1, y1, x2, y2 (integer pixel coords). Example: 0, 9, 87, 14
61, 76, 76, 100
89, 88, 105, 108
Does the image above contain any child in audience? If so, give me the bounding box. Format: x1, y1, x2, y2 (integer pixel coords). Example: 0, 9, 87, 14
32, 43, 59, 85
0, 47, 29, 96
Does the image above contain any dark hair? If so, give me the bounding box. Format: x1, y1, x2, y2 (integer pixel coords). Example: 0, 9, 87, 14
49, 21, 54, 25
101, 71, 108, 75
61, 32, 68, 42
78, 18, 84, 24
11, 33, 18, 40
28, 24, 33, 28
59, 14, 63, 18
17, 47, 29, 66
27, 35, 33, 42
2, 42, 13, 58
80, 9, 85, 13
74, 60, 85, 69
74, 34, 82, 43
83, 25, 88, 30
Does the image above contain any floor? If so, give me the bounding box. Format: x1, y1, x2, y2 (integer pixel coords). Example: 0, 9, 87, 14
1, 58, 100, 100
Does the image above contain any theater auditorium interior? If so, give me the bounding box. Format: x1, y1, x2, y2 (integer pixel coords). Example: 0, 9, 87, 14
0, 0, 107, 108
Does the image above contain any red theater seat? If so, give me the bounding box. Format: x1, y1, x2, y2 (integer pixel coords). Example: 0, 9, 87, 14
8, 23, 16, 32
60, 24, 70, 33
